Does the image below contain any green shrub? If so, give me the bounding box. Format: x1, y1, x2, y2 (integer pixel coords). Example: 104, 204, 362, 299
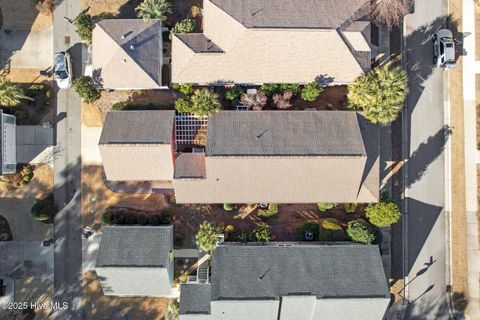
260, 83, 300, 96
344, 203, 357, 213
101, 211, 114, 224
257, 204, 278, 219
160, 209, 172, 224
195, 221, 221, 252
22, 166, 32, 175
223, 203, 234, 211
148, 214, 162, 225
166, 299, 179, 320
22, 175, 30, 182
365, 201, 401, 228
169, 19, 196, 39
317, 203, 337, 212
73, 76, 101, 103
175, 98, 191, 113
301, 82, 324, 101
73, 11, 93, 42
318, 225, 345, 241
189, 89, 222, 116
178, 84, 193, 95
236, 231, 248, 243
252, 223, 272, 242
137, 213, 148, 225
296, 221, 319, 240
174, 234, 184, 247
125, 211, 137, 224
113, 211, 125, 224
26, 84, 52, 110
225, 85, 245, 103
320, 218, 342, 230
31, 194, 56, 222
347, 219, 376, 244
92, 12, 116, 22
19, 180, 28, 187
112, 101, 173, 110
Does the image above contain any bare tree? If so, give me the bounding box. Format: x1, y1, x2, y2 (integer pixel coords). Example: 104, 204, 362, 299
240, 91, 268, 111
371, 0, 412, 28
272, 91, 293, 109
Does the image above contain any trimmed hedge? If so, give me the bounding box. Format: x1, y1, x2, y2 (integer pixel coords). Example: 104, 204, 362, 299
112, 101, 174, 111
101, 209, 173, 226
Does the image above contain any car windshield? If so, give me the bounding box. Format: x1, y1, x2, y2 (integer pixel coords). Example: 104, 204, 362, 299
55, 70, 68, 79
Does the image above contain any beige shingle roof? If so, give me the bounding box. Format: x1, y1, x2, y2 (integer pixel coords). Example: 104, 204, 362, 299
171, 0, 371, 84
92, 19, 163, 89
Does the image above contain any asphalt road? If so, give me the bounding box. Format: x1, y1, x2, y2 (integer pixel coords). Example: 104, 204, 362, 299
51, 0, 84, 319
404, 0, 450, 318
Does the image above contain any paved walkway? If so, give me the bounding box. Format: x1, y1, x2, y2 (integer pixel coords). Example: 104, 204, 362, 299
81, 125, 102, 166
462, 0, 480, 318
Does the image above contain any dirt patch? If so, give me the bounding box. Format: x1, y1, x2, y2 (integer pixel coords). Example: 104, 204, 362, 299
92, 89, 180, 120
449, 0, 470, 308
0, 0, 52, 31
0, 215, 12, 240
83, 270, 169, 320
0, 164, 53, 199
82, 0, 130, 16
3, 69, 53, 84
82, 101, 104, 127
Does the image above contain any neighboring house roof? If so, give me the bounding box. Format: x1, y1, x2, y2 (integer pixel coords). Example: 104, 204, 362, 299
172, 0, 371, 84
99, 111, 175, 181
92, 19, 163, 89
209, 0, 368, 28
173, 111, 379, 203
180, 244, 390, 320
206, 111, 365, 156
96, 226, 173, 268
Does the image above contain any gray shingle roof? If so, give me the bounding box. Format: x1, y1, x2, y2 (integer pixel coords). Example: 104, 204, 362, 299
210, 0, 369, 29
99, 111, 175, 145
175, 34, 223, 53
174, 153, 206, 179
211, 245, 389, 300
96, 226, 173, 267
96, 19, 163, 86
206, 111, 366, 156
180, 284, 212, 314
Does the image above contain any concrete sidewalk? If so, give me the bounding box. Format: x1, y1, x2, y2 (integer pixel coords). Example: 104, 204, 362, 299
462, 0, 480, 318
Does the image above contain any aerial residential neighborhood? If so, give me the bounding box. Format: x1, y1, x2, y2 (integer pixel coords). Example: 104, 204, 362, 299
0, 0, 478, 319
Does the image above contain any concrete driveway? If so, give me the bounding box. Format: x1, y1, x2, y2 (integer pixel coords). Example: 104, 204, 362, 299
16, 126, 54, 164
0, 198, 53, 241
0, 27, 53, 69
81, 125, 103, 166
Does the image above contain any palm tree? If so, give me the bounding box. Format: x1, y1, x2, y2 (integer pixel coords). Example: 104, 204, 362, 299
0, 77, 33, 106
347, 66, 408, 125
195, 221, 220, 253
190, 89, 222, 117
135, 0, 172, 22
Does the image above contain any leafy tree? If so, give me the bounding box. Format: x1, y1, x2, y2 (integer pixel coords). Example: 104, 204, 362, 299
225, 85, 245, 104
347, 66, 408, 125
195, 221, 220, 252
344, 203, 358, 213
257, 204, 278, 218
73, 76, 101, 103
0, 77, 34, 106
372, 0, 413, 28
169, 19, 196, 39
317, 202, 337, 212
73, 11, 93, 42
223, 203, 234, 211
31, 194, 56, 222
301, 82, 324, 101
346, 219, 376, 244
174, 98, 191, 113
320, 218, 342, 230
240, 91, 268, 111
272, 91, 293, 109
252, 223, 272, 242
189, 89, 222, 116
365, 200, 401, 227
135, 0, 172, 22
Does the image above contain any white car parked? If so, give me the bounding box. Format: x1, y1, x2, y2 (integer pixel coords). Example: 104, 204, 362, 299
54, 51, 73, 89
433, 29, 457, 69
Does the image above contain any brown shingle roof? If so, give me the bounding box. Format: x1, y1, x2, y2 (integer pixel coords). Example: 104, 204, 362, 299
174, 153, 206, 178
175, 34, 223, 53
209, 0, 369, 29
93, 19, 163, 89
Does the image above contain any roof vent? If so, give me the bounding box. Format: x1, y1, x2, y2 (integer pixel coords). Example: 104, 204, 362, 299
122, 59, 127, 63
130, 45, 135, 50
